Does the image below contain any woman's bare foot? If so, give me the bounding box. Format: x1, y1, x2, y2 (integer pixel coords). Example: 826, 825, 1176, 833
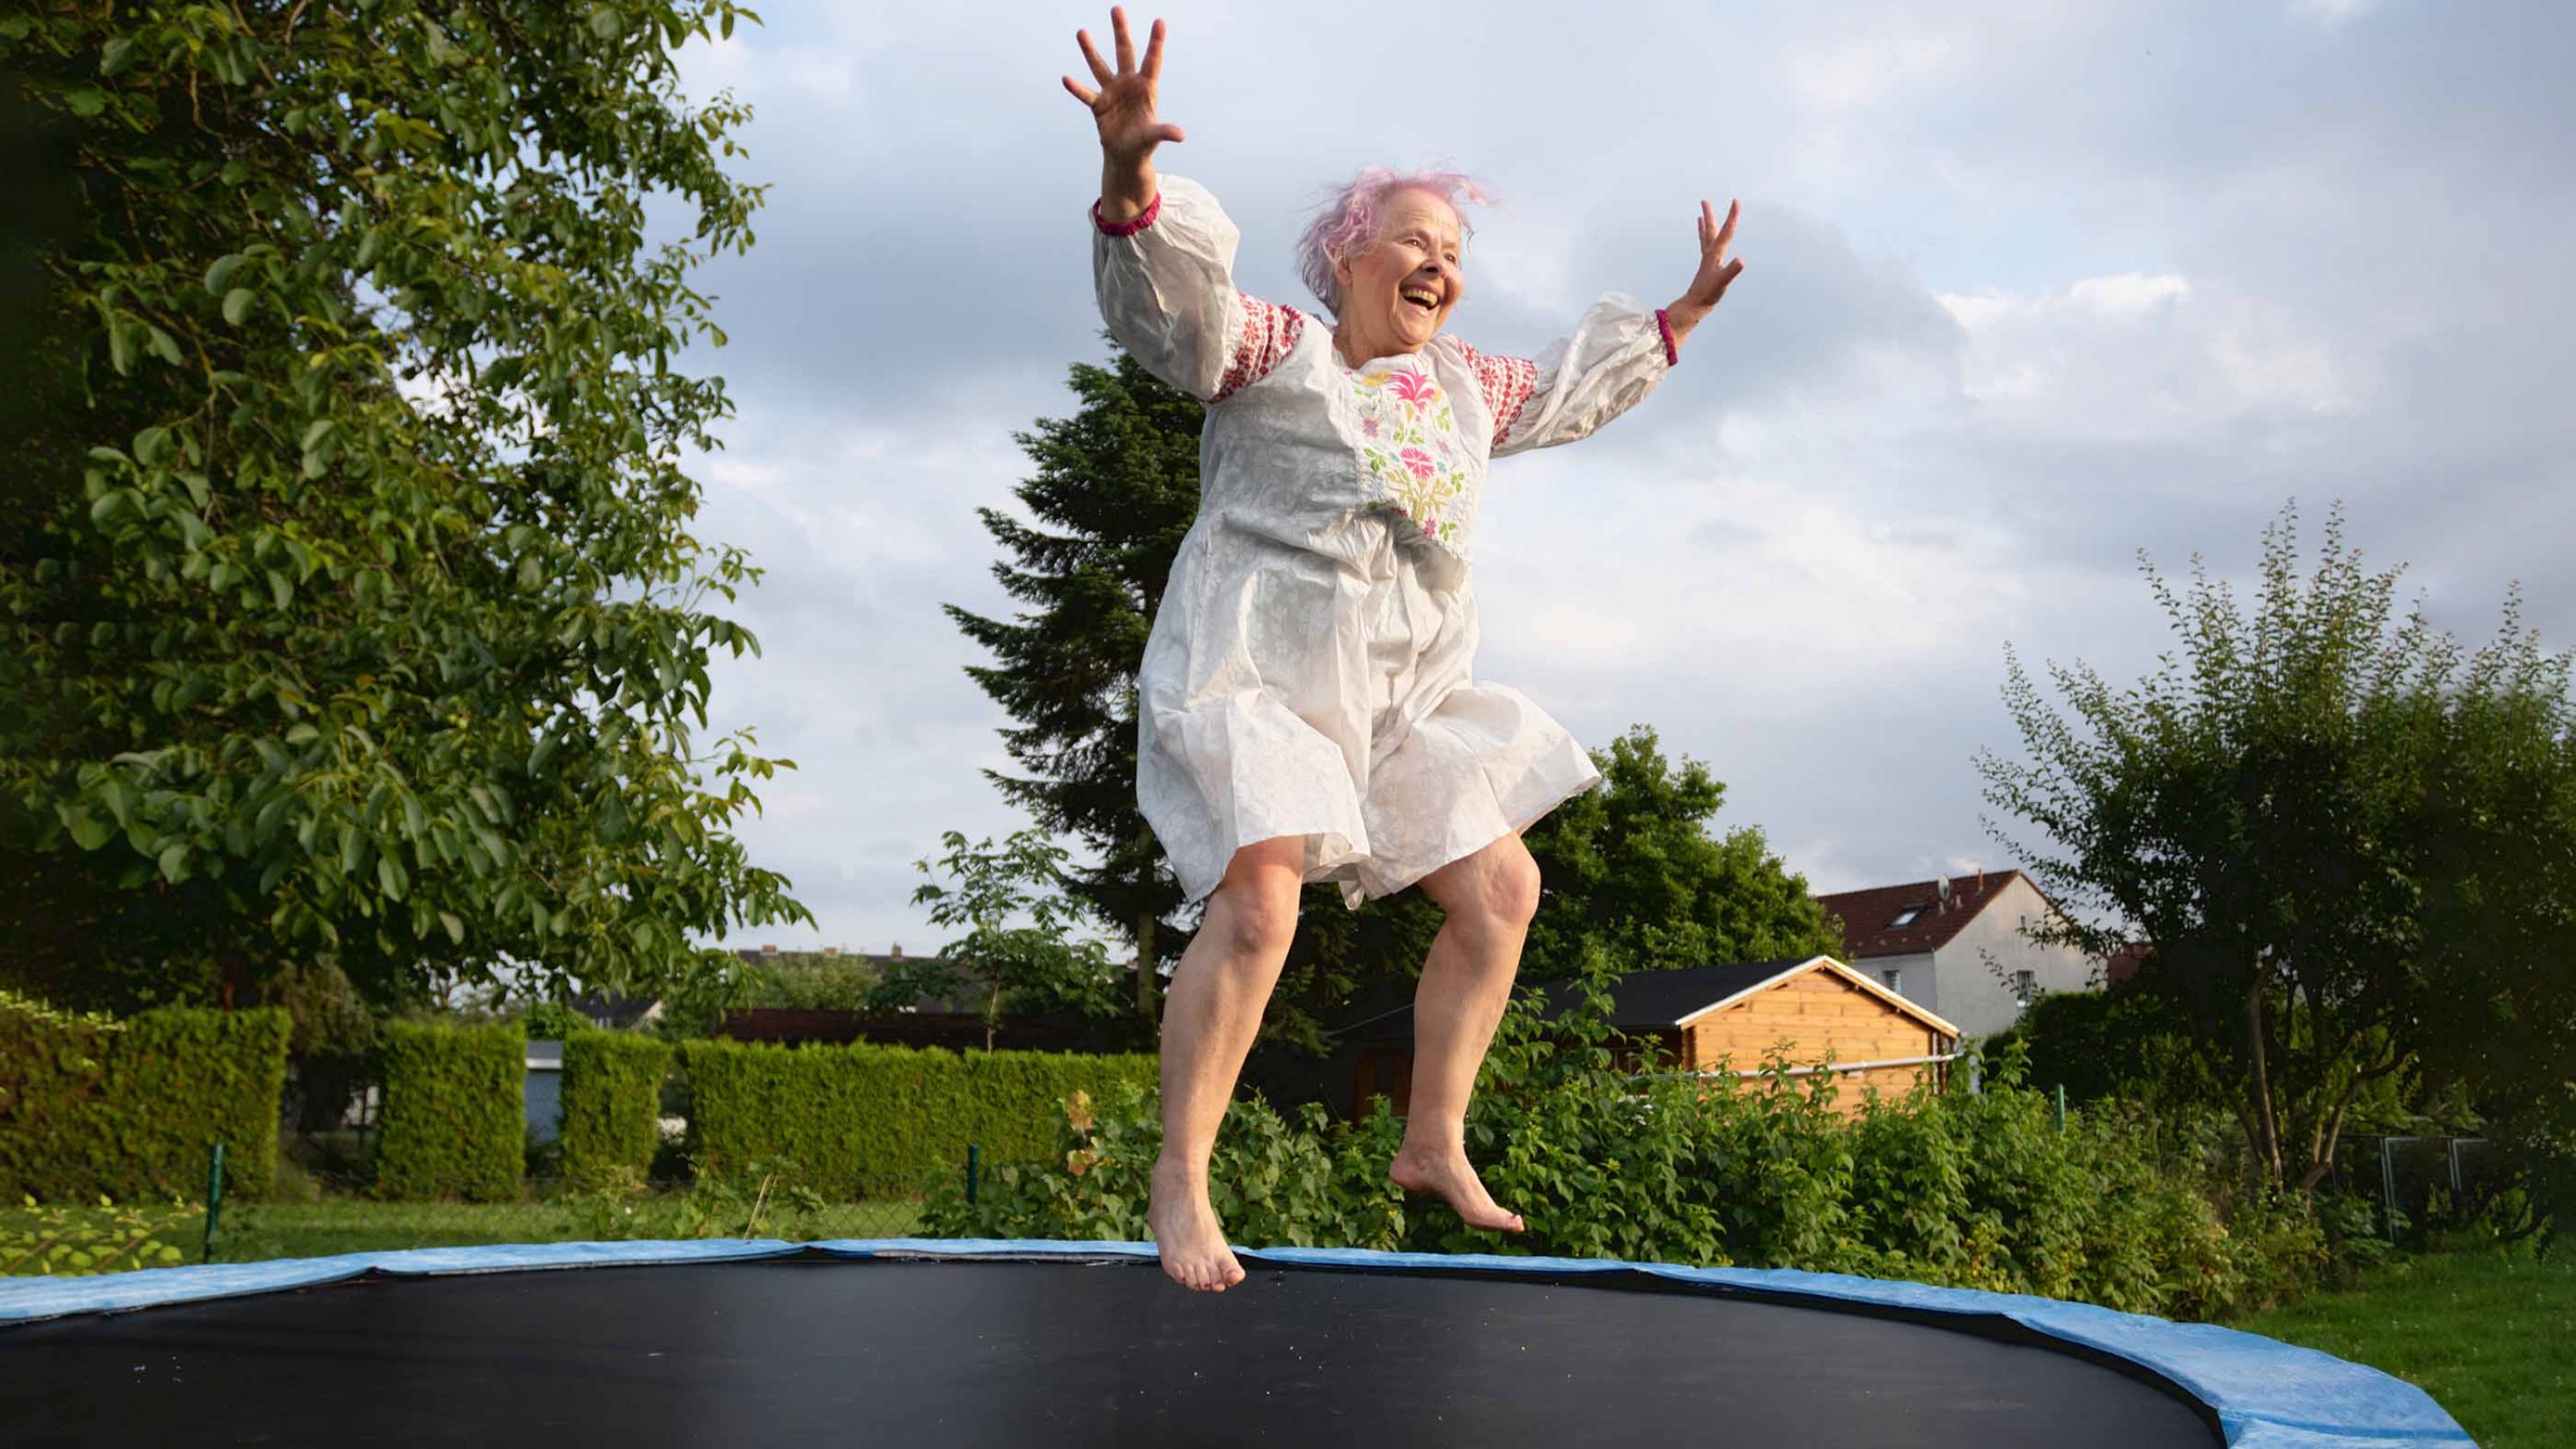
1388, 1142, 1524, 1233
1148, 1159, 1245, 1291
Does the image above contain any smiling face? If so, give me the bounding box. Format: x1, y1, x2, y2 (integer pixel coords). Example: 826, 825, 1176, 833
1333, 187, 1464, 360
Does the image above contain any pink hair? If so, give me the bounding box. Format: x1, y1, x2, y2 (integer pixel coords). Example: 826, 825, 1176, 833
1294, 167, 1494, 316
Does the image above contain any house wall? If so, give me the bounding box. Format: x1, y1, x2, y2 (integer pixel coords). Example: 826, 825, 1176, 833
1682, 970, 1951, 1116
1928, 875, 2099, 1039
1852, 950, 1937, 1018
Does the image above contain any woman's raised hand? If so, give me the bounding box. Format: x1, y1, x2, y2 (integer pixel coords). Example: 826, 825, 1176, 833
1662, 198, 1745, 355
1064, 8, 1182, 166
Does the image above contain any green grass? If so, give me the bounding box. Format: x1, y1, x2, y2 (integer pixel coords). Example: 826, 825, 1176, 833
3, 1194, 927, 1274
2223, 1238, 2574, 1448
212, 1197, 927, 1261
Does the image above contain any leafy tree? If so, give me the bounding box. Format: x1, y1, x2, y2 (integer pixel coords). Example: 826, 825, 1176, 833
1978, 500, 2575, 1194
0, 3, 807, 1015
737, 950, 882, 1012
520, 997, 600, 1041
1522, 724, 1845, 978
882, 828, 1126, 1049
948, 343, 1202, 1021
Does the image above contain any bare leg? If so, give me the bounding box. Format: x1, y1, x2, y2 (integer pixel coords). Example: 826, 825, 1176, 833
1149, 835, 1305, 1291
1389, 830, 1539, 1232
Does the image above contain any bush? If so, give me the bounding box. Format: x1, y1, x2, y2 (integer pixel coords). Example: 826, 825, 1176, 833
681, 1040, 1155, 1197
561, 1034, 674, 1189
521, 1000, 599, 1041
920, 949, 2347, 1320
2, 1197, 198, 1276
375, 1019, 525, 1202
0, 990, 289, 1202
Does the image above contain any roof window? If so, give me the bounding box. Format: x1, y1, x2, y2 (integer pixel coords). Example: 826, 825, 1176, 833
1887, 906, 1923, 927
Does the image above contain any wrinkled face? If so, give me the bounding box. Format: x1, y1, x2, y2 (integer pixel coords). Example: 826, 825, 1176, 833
1334, 189, 1464, 355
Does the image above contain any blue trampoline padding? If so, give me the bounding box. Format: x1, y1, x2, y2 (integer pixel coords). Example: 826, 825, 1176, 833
0, 1237, 2468, 1449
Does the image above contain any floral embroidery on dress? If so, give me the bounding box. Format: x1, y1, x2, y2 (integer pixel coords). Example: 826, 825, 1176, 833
1350, 361, 1471, 546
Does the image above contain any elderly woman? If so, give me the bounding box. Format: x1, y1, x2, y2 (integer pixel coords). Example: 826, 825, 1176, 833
1065, 8, 1744, 1292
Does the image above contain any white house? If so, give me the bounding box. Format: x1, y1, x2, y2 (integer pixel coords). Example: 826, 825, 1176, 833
1811, 869, 2099, 1039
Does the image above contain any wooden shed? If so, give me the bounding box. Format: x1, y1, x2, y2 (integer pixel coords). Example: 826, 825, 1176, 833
1337, 955, 1961, 1119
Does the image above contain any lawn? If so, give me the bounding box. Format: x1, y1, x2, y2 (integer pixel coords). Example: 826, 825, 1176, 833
3, 1194, 927, 1275
2223, 1238, 2573, 1449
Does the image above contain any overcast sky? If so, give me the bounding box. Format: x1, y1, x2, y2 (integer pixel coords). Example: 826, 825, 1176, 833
647, 0, 2575, 955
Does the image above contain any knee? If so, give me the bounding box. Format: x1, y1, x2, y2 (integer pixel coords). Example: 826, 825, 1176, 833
1489, 850, 1543, 929
1460, 847, 1542, 933
1207, 866, 1301, 961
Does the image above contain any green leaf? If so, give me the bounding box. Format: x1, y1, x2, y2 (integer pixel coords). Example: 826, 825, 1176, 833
62, 803, 113, 851
222, 288, 256, 325
100, 37, 135, 76
158, 842, 190, 883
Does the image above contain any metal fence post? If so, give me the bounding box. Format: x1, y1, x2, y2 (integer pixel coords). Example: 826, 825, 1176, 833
2379, 1136, 2398, 1244
2054, 1084, 2067, 1132
202, 1142, 228, 1264
966, 1143, 980, 1207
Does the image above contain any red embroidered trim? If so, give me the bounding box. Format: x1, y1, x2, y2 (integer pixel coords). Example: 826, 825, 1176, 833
1655, 307, 1679, 367
1455, 339, 1540, 449
1211, 294, 1304, 404
1091, 191, 1163, 237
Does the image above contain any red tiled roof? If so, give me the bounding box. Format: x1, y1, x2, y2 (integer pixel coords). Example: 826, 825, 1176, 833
2104, 940, 2153, 986
1812, 869, 2027, 960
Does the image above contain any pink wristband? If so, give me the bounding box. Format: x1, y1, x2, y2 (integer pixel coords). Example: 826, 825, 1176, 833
1655, 307, 1679, 367
1091, 191, 1162, 237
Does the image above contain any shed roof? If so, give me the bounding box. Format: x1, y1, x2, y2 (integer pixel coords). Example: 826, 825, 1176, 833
1341, 955, 1959, 1042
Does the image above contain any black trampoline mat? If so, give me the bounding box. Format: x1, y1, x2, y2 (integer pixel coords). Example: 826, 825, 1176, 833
1, 1257, 2221, 1447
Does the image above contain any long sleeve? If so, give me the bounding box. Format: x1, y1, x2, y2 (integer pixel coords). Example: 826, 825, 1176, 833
1477, 294, 1680, 458
1091, 174, 1303, 403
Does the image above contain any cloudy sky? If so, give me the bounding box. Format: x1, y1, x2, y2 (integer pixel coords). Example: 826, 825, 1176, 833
647, 1, 2574, 955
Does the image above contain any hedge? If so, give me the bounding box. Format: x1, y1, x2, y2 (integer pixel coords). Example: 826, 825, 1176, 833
561, 1033, 673, 1187
375, 1019, 525, 1202
0, 991, 289, 1202
682, 1040, 1157, 1197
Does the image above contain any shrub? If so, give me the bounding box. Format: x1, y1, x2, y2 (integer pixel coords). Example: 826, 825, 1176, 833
521, 1000, 599, 1041
920, 949, 2348, 1320
561, 1034, 674, 1189
0, 991, 289, 1202
681, 1040, 1156, 1197
375, 1019, 525, 1202
3, 1197, 198, 1276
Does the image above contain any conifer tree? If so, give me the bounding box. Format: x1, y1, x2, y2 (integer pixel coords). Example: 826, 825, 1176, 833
948, 342, 1201, 1022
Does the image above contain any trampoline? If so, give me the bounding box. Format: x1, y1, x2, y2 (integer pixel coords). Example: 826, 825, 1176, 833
1, 1240, 2465, 1446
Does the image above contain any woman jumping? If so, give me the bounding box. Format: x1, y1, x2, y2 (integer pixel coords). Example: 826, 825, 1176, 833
1064, 6, 1745, 1292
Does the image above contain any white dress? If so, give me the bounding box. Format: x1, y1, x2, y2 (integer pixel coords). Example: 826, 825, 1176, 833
1093, 175, 1680, 911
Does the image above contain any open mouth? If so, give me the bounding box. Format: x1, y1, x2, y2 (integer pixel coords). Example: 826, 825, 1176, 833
1400, 285, 1441, 317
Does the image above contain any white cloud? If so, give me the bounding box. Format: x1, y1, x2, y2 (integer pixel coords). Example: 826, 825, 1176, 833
635, 0, 2576, 953
1936, 270, 2357, 427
